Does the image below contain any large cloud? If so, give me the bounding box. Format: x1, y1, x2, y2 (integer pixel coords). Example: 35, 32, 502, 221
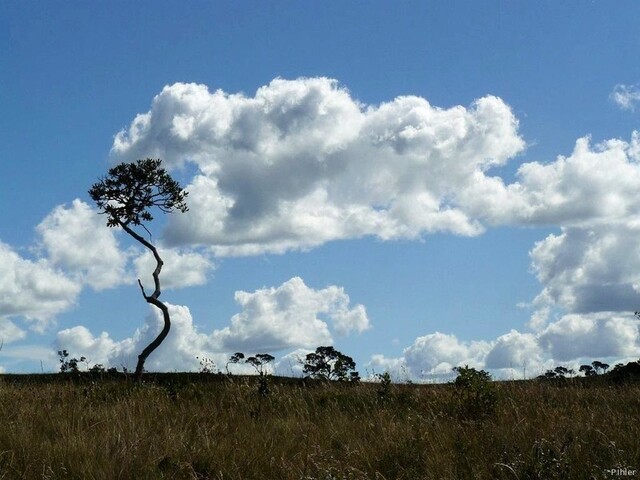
55, 277, 369, 371
110, 78, 640, 257
0, 241, 81, 331
460, 133, 640, 227
111, 78, 525, 255
537, 313, 640, 361
528, 221, 640, 329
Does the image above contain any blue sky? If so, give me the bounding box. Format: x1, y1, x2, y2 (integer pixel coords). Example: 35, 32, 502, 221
1, 2, 640, 379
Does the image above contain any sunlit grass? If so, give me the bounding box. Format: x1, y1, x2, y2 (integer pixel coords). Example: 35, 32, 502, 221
0, 375, 638, 479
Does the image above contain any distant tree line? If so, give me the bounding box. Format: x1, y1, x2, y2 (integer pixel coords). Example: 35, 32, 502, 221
56, 345, 361, 383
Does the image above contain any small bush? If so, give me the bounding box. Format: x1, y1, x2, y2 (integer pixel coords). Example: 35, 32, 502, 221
452, 365, 497, 419
376, 372, 393, 404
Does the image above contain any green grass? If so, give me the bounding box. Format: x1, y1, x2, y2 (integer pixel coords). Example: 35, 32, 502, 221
0, 374, 638, 479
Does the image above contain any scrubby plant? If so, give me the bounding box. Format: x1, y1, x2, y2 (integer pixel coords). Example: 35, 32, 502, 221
608, 359, 640, 383
376, 371, 393, 404
245, 353, 274, 397
197, 356, 217, 374
58, 350, 87, 373
89, 364, 106, 373
452, 365, 497, 419
541, 365, 575, 379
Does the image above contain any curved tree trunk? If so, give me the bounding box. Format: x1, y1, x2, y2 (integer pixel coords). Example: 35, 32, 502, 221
120, 222, 171, 380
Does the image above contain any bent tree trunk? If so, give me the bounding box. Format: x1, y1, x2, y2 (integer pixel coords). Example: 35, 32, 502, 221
120, 222, 171, 379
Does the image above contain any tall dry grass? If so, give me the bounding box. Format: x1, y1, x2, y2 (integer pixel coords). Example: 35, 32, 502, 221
0, 375, 638, 479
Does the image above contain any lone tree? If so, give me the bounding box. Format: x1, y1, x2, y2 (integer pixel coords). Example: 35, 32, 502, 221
246, 353, 275, 376
89, 158, 188, 378
303, 346, 360, 382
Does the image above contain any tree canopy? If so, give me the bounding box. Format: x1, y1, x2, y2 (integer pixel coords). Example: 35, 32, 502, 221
88, 158, 188, 228
303, 346, 360, 382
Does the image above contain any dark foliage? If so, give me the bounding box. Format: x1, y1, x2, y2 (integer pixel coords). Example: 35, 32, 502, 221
303, 346, 360, 382
246, 354, 275, 376
452, 365, 497, 419
58, 350, 86, 374
607, 360, 640, 384
226, 352, 245, 375
579, 364, 596, 377
88, 158, 188, 228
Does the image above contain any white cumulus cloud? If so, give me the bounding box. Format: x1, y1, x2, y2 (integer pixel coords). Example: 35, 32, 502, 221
212, 276, 369, 352
111, 77, 525, 255
484, 330, 543, 369
402, 332, 491, 376
460, 133, 640, 227
538, 313, 640, 361
529, 222, 640, 328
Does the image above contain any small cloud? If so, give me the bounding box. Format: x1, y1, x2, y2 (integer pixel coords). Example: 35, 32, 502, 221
611, 84, 640, 111
212, 276, 370, 352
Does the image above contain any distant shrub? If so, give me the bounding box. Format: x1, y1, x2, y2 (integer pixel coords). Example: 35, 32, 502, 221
89, 364, 106, 373
246, 354, 274, 397
58, 350, 86, 374
196, 356, 217, 374
452, 365, 497, 419
376, 372, 393, 404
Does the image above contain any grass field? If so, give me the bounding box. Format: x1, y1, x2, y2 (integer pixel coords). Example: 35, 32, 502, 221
0, 373, 638, 479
